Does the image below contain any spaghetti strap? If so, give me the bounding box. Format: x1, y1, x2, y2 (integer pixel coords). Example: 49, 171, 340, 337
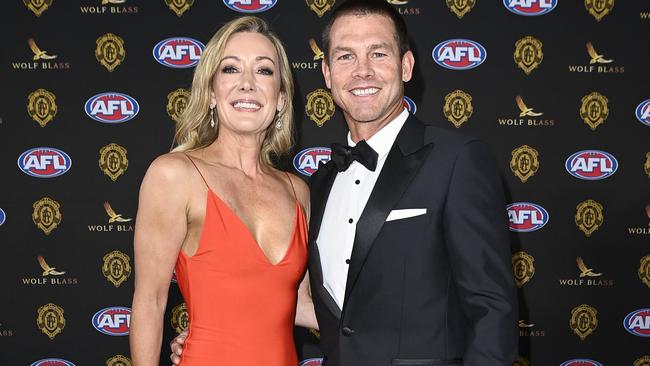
285, 172, 298, 201
184, 153, 209, 189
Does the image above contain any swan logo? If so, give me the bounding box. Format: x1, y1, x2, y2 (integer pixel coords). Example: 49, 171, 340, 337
636, 99, 650, 127
92, 307, 131, 336
18, 147, 72, 178
223, 0, 277, 13
507, 202, 549, 232
503, 0, 557, 16
403, 96, 417, 114
623, 309, 650, 337
293, 147, 331, 176
153, 37, 204, 68
433, 39, 487, 70
85, 92, 139, 124
565, 150, 618, 180
31, 360, 76, 366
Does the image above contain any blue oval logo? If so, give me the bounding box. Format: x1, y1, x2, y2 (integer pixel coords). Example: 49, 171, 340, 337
153, 37, 205, 69
433, 39, 487, 70
503, 0, 558, 16
565, 150, 618, 180
84, 92, 139, 124
559, 360, 603, 366
402, 96, 417, 114
623, 308, 650, 337
293, 147, 331, 177
92, 306, 131, 336
635, 99, 650, 127
507, 202, 549, 232
0, 208, 5, 226
31, 359, 76, 366
223, 0, 277, 13
300, 359, 323, 366
18, 147, 72, 178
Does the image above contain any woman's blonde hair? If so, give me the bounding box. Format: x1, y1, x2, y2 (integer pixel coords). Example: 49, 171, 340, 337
172, 16, 294, 166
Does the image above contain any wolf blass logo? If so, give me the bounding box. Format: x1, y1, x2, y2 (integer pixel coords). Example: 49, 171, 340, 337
88, 201, 133, 232
0, 322, 14, 337
292, 38, 323, 71
11, 38, 70, 70
386, 0, 420, 16
498, 95, 554, 127
558, 256, 613, 287
80, 0, 138, 14
627, 205, 650, 235
22, 256, 78, 286
518, 320, 545, 337
568, 42, 623, 74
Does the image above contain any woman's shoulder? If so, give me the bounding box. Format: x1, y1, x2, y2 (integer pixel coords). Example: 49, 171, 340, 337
142, 151, 196, 189
283, 171, 310, 211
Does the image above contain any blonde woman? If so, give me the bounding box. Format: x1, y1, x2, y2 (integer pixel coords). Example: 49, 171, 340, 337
130, 16, 316, 366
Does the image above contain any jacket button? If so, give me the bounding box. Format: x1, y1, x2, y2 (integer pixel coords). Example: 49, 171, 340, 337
341, 327, 355, 336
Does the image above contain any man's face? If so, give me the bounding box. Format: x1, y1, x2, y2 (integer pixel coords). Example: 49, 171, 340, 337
322, 14, 414, 128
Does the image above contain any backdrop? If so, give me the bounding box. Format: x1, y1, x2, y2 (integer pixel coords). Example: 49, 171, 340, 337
1, 1, 649, 365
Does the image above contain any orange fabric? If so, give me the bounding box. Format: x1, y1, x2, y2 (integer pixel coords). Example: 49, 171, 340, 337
174, 174, 308, 365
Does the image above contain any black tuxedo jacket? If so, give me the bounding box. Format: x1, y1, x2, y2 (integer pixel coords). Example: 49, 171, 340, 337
308, 117, 518, 366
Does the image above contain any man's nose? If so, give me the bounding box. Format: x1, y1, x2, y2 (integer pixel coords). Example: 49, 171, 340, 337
352, 56, 375, 78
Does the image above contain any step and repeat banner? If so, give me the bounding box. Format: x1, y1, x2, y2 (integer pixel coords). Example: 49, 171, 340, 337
1, 0, 649, 365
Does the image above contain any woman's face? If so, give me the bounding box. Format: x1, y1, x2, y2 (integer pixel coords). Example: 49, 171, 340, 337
210, 31, 285, 137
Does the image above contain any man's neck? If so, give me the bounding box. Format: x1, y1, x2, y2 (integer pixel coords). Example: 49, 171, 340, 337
346, 101, 405, 143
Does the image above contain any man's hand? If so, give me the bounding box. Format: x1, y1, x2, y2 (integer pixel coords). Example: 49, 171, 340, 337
170, 329, 188, 365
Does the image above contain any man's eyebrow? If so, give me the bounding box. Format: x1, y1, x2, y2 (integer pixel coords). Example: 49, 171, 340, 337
332, 43, 391, 53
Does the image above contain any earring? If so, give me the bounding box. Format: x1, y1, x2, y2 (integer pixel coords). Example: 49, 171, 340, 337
209, 107, 215, 128
275, 117, 282, 130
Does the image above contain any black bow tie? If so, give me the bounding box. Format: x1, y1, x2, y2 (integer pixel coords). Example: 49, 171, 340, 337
330, 140, 378, 172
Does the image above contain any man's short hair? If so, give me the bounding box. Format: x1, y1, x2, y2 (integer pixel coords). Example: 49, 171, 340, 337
322, 0, 411, 61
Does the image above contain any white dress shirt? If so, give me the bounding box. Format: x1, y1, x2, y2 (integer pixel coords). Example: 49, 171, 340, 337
317, 109, 409, 309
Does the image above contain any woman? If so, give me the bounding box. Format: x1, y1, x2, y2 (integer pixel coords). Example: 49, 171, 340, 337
130, 16, 317, 366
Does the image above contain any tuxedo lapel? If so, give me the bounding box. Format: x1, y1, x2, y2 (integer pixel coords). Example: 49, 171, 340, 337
343, 117, 434, 306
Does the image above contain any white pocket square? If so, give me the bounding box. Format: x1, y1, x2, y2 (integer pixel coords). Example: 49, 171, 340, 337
386, 208, 427, 222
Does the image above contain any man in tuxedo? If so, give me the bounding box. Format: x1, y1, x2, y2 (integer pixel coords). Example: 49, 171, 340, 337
171, 0, 517, 365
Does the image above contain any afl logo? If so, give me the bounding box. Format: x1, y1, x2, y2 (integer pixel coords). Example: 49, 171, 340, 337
153, 37, 205, 68
31, 360, 76, 366
293, 147, 331, 177
85, 92, 139, 124
635, 99, 650, 127
0, 208, 5, 226
223, 0, 277, 13
565, 150, 618, 180
432, 39, 487, 70
503, 0, 557, 16
92, 306, 131, 336
507, 202, 549, 232
402, 96, 417, 114
300, 359, 323, 366
559, 360, 602, 366
623, 309, 650, 337
18, 147, 72, 178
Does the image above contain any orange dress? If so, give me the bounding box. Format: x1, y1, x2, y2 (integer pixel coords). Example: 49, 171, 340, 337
175, 157, 308, 365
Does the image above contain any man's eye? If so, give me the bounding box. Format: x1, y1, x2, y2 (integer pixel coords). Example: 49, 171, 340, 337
372, 52, 386, 58
258, 67, 274, 75
221, 65, 238, 73
337, 54, 353, 61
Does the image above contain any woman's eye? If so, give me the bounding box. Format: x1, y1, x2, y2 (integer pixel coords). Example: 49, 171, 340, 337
221, 65, 238, 73
258, 67, 274, 75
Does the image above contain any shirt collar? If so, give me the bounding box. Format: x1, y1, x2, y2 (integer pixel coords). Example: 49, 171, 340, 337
347, 108, 409, 160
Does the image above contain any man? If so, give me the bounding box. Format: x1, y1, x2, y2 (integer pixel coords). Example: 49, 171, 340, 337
172, 0, 517, 365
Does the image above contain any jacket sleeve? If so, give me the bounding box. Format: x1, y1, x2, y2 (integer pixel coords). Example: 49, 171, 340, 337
442, 140, 518, 366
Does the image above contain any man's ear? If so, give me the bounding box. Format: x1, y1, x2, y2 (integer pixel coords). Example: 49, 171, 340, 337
322, 58, 332, 89
401, 50, 415, 82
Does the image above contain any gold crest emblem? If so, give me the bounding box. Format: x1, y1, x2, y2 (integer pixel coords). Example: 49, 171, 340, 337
23, 0, 53, 16
306, 0, 335, 17
165, 0, 194, 16
443, 90, 473, 128
586, 42, 613, 64
28, 38, 57, 61
99, 143, 129, 181
569, 304, 598, 340
585, 0, 614, 21
634, 355, 650, 366
575, 200, 604, 237
107, 355, 131, 366
32, 197, 62, 235
639, 254, 650, 289
510, 145, 539, 183
306, 89, 335, 127
512, 357, 530, 366
512, 251, 535, 288
514, 36, 543, 75
309, 38, 324, 61
445, 0, 475, 19
102, 250, 131, 287
167, 88, 191, 123
95, 33, 126, 72
171, 303, 189, 334
579, 92, 609, 130
309, 329, 320, 339
27, 89, 57, 128
38, 256, 65, 276
36, 303, 65, 339
645, 152, 650, 178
